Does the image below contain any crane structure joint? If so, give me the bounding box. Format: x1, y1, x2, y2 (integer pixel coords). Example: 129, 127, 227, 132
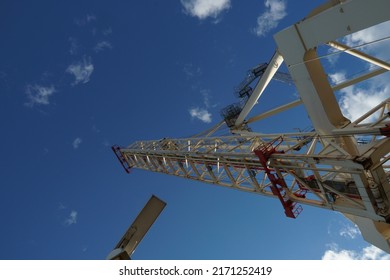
112, 145, 133, 174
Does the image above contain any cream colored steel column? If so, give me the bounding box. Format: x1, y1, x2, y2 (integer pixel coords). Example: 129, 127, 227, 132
234, 51, 284, 127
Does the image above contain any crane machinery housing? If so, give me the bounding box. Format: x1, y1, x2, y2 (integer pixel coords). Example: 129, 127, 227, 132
112, 0, 390, 254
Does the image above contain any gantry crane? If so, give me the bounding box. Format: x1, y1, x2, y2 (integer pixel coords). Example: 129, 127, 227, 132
112, 0, 390, 253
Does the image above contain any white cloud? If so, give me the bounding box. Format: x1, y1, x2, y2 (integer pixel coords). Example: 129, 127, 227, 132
254, 0, 287, 37
329, 72, 346, 85
183, 63, 202, 79
65, 210, 78, 226
189, 90, 215, 123
202, 89, 211, 108
94, 41, 113, 53
201, 89, 218, 108
322, 244, 390, 260
25, 84, 56, 107
339, 86, 389, 122
339, 224, 360, 239
73, 137, 82, 149
189, 107, 212, 123
181, 0, 231, 20
344, 21, 390, 50
327, 22, 390, 123
328, 21, 390, 66
330, 71, 390, 122
66, 57, 94, 85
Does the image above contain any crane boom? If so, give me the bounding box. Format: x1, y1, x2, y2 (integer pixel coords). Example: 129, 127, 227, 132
113, 118, 390, 221
113, 0, 390, 253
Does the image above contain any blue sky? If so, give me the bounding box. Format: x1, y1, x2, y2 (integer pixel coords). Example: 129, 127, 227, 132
1, 0, 390, 260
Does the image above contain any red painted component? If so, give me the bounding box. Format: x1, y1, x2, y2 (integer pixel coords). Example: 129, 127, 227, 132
112, 145, 132, 174
294, 189, 307, 198
380, 124, 390, 137
254, 137, 303, 219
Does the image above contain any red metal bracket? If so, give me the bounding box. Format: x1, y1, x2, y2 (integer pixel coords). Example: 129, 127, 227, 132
254, 137, 303, 219
112, 145, 132, 174
380, 124, 390, 137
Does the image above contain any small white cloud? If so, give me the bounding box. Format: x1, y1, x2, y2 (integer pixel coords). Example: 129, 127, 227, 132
254, 0, 287, 37
339, 88, 389, 122
66, 57, 94, 85
325, 47, 341, 65
183, 63, 202, 79
322, 244, 390, 260
94, 41, 113, 53
181, 0, 231, 20
73, 137, 82, 149
189, 107, 212, 123
201, 90, 211, 108
329, 72, 346, 85
339, 224, 360, 239
25, 84, 56, 107
65, 210, 78, 226
330, 71, 390, 122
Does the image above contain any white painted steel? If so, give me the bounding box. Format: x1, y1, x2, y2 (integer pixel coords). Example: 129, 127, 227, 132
328, 41, 390, 71
234, 51, 284, 126
273, 0, 390, 252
